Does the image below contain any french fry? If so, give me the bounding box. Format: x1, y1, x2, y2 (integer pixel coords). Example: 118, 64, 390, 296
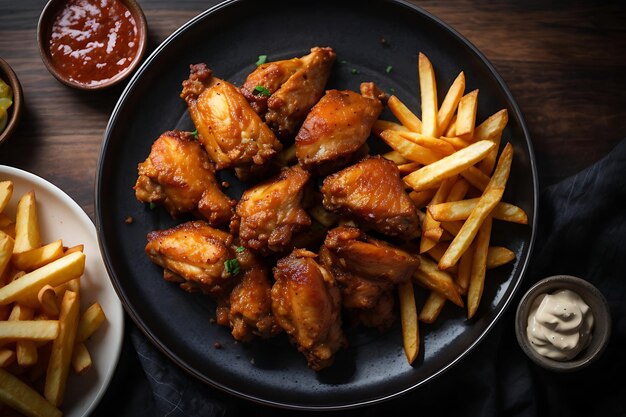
0, 367, 62, 417
66, 277, 80, 295
0, 213, 15, 239
456, 241, 475, 292
447, 178, 470, 202
12, 240, 64, 272
486, 246, 516, 269
436, 72, 465, 134
418, 52, 438, 137
0, 251, 85, 305
0, 321, 59, 342
455, 89, 479, 139
397, 131, 456, 155
414, 256, 463, 307
8, 304, 38, 367
418, 291, 447, 324
76, 303, 106, 343
63, 244, 84, 256
398, 281, 419, 364
460, 166, 491, 191
13, 191, 41, 254
372, 119, 410, 136
0, 232, 14, 279
0, 181, 13, 213
420, 178, 455, 253
16, 341, 38, 367
397, 162, 422, 175
439, 135, 471, 150
403, 140, 495, 192
444, 114, 457, 137
428, 199, 528, 224
0, 349, 16, 368
381, 150, 410, 165
440, 221, 463, 237
474, 109, 508, 142
380, 130, 443, 165
45, 290, 80, 407
70, 342, 92, 375
479, 131, 503, 176
387, 96, 422, 132
438, 143, 513, 270
38, 286, 60, 318
475, 110, 508, 174
409, 189, 437, 209
467, 216, 493, 318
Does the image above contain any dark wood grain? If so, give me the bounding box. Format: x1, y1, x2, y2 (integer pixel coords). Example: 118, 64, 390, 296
1, 0, 625, 220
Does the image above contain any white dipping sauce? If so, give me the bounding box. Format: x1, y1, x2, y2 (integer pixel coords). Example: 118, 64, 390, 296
526, 289, 594, 361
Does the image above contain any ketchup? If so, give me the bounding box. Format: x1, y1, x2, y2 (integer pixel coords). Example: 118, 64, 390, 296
48, 0, 140, 87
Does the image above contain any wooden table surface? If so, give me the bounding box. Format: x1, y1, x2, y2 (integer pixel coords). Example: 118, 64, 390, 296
1, 0, 625, 413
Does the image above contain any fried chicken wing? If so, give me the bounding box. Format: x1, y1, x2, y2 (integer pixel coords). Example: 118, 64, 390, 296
226, 247, 281, 341
134, 131, 234, 226
324, 226, 419, 285
271, 249, 346, 371
232, 166, 311, 254
241, 47, 336, 139
181, 64, 282, 176
296, 82, 385, 174
145, 221, 233, 294
321, 156, 420, 237
320, 227, 420, 330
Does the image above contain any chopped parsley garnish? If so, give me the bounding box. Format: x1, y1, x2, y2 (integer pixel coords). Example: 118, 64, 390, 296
253, 85, 271, 97
149, 202, 157, 210
390, 87, 396, 93
255, 55, 267, 66
351, 68, 359, 75
385, 65, 393, 73
224, 258, 241, 276
236, 246, 245, 253
190, 129, 198, 138
340, 60, 348, 64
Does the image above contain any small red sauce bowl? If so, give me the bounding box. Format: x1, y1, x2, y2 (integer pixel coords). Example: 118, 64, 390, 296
0, 57, 23, 147
37, 0, 148, 90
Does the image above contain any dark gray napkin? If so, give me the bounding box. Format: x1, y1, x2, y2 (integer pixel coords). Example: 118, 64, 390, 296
93, 138, 626, 417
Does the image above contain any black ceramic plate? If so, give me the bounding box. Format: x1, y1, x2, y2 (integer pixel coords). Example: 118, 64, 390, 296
96, 0, 538, 410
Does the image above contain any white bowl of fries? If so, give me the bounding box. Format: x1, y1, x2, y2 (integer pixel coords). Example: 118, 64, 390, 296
0, 166, 124, 417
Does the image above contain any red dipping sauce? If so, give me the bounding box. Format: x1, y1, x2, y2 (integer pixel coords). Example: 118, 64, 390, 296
49, 0, 140, 87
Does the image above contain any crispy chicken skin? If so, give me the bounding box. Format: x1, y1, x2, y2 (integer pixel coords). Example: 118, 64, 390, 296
181, 64, 282, 174
320, 227, 419, 330
134, 131, 234, 226
232, 166, 311, 254
323, 226, 419, 284
271, 249, 346, 371
226, 247, 282, 341
321, 156, 420, 238
241, 47, 336, 139
145, 221, 233, 294
296, 83, 385, 174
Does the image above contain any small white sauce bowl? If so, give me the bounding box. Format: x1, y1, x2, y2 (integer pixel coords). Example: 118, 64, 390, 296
515, 275, 611, 372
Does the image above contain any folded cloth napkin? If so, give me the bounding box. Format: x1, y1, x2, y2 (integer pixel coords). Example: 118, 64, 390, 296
92, 138, 626, 417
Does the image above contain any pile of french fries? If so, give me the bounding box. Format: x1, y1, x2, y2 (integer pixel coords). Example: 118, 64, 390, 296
374, 53, 528, 364
0, 181, 106, 417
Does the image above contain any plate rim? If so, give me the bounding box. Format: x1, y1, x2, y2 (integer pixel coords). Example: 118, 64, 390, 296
0, 164, 125, 417
95, 0, 539, 410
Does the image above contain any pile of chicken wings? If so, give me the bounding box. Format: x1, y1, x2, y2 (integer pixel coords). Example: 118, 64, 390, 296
134, 47, 422, 371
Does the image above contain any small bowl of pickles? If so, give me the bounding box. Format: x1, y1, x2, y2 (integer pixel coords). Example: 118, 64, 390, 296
0, 57, 23, 146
